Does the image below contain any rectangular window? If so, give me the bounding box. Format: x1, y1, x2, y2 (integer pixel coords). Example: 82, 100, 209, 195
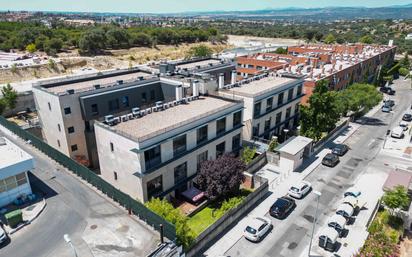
297, 85, 303, 95
276, 112, 282, 124
110, 142, 114, 152
71, 144, 78, 152
252, 123, 260, 137
197, 151, 208, 170
295, 103, 300, 115
277, 92, 284, 106
232, 134, 241, 152
216, 142, 225, 158
286, 107, 291, 119
233, 111, 242, 127
144, 145, 161, 170
16, 173, 27, 186
266, 97, 273, 112
150, 90, 155, 100
64, 107, 71, 115
147, 175, 163, 199
68, 126, 75, 134
174, 162, 187, 184
288, 88, 294, 101
108, 99, 119, 111
57, 140, 60, 147
5, 176, 17, 190
91, 104, 99, 116
141, 92, 147, 103
264, 118, 271, 131
216, 117, 226, 136
48, 102, 51, 111
114, 172, 118, 181
121, 96, 129, 108
173, 134, 187, 157
253, 102, 261, 118
197, 125, 208, 145
58, 124, 61, 132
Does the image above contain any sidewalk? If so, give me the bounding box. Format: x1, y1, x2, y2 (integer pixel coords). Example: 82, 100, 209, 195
301, 167, 388, 257
205, 123, 361, 257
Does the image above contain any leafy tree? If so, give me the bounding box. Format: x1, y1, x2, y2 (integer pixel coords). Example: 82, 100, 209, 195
399, 67, 409, 77
305, 30, 315, 43
359, 35, 374, 44
0, 98, 6, 115
187, 44, 213, 58
274, 47, 288, 54
382, 185, 410, 215
106, 27, 130, 49
145, 198, 195, 248
1, 83, 18, 109
196, 154, 245, 200
130, 32, 152, 47
300, 80, 340, 140
314, 31, 324, 42
268, 137, 278, 152
324, 33, 336, 44
44, 38, 63, 55
25, 43, 36, 53
78, 28, 106, 55
399, 53, 410, 69
35, 35, 49, 51
240, 146, 256, 165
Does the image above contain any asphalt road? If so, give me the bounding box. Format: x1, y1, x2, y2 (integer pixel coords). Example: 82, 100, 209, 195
0, 128, 158, 257
225, 78, 412, 257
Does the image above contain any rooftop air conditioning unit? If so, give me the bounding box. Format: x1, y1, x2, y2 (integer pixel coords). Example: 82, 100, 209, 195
104, 115, 115, 125
196, 65, 201, 69
94, 84, 101, 89
132, 107, 140, 116
67, 89, 75, 95
209, 63, 213, 66
138, 76, 144, 81
117, 80, 124, 85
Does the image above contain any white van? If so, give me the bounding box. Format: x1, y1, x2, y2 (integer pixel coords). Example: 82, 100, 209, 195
391, 126, 404, 139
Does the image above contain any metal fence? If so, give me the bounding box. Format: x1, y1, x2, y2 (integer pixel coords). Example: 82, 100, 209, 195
0, 116, 176, 240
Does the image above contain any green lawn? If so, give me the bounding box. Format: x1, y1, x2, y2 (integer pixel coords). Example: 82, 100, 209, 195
187, 189, 252, 237
187, 206, 220, 236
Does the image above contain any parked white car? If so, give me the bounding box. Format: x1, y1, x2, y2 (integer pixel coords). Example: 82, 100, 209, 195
391, 126, 405, 139
399, 121, 409, 131
288, 181, 312, 199
0, 225, 7, 244
244, 216, 272, 242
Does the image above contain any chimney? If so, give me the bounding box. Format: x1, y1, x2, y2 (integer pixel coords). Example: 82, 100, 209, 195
192, 80, 199, 97
339, 64, 343, 70
231, 70, 237, 84
175, 85, 183, 102
218, 73, 224, 89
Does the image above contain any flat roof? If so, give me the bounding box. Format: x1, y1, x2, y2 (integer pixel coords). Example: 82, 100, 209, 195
383, 169, 412, 191
0, 137, 33, 170
225, 75, 299, 98
176, 59, 222, 70
110, 96, 240, 142
278, 136, 313, 155
43, 71, 152, 94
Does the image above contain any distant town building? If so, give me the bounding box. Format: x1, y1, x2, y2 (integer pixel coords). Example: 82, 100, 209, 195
0, 137, 34, 207
405, 33, 412, 40
235, 44, 396, 104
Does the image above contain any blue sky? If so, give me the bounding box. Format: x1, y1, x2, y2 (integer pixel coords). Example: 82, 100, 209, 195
2, 0, 412, 13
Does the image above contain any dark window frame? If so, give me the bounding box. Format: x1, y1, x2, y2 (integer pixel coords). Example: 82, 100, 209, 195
216, 117, 226, 136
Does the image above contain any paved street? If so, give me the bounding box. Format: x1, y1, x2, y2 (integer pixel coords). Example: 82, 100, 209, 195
211, 78, 412, 257
0, 128, 159, 257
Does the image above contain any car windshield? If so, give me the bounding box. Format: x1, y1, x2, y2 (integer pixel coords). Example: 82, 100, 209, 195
290, 187, 299, 192
246, 226, 257, 234
273, 198, 290, 211
324, 154, 335, 160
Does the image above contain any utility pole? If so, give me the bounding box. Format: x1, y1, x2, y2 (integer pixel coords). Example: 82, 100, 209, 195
308, 191, 322, 257
64, 234, 78, 257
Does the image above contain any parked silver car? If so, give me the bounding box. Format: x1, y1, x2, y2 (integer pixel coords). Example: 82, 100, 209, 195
288, 181, 312, 199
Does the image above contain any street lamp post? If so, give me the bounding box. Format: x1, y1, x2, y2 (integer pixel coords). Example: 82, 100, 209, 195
308, 190, 322, 257
64, 234, 78, 257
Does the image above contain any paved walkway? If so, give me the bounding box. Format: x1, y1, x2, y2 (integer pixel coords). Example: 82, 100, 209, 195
205, 123, 361, 257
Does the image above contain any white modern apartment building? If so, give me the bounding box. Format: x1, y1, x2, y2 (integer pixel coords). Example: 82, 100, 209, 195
32, 68, 183, 168
0, 137, 34, 207
94, 91, 244, 202
218, 72, 304, 142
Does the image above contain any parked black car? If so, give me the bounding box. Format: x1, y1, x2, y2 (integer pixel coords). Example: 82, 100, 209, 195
332, 144, 349, 156
384, 99, 395, 107
269, 196, 296, 219
322, 153, 340, 167
402, 113, 412, 122
380, 87, 395, 95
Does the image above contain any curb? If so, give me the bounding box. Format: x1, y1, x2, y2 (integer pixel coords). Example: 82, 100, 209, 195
8, 198, 47, 235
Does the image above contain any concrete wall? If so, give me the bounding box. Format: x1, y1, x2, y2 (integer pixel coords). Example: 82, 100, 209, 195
2, 92, 36, 117
186, 180, 269, 257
